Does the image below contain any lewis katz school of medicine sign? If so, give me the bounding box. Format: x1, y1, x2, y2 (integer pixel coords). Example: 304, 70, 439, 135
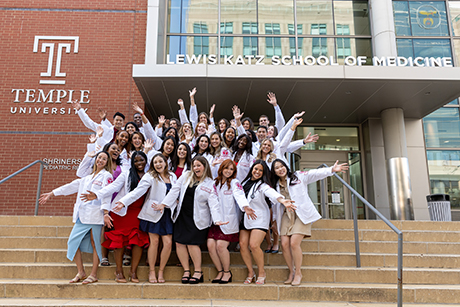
167, 54, 453, 67
10, 36, 91, 116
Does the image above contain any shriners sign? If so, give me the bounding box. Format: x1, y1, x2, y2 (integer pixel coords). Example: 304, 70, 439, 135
10, 36, 91, 115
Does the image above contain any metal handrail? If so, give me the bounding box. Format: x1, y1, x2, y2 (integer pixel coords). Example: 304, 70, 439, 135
0, 160, 48, 216
320, 163, 403, 307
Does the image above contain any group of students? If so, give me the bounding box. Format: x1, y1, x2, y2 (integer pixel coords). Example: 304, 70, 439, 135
39, 88, 348, 287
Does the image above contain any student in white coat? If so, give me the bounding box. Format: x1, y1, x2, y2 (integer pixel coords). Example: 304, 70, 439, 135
239, 160, 295, 285
153, 156, 228, 284
191, 134, 213, 166
39, 151, 113, 285
171, 142, 192, 179
271, 159, 348, 286
231, 134, 255, 182
208, 159, 250, 284
116, 153, 177, 283
81, 151, 150, 283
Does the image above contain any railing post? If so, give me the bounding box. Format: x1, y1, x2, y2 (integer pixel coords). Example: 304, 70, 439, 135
352, 194, 361, 268
34, 162, 45, 216
397, 232, 403, 307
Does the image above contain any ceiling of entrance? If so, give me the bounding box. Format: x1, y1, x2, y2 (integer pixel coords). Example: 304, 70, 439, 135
133, 65, 460, 124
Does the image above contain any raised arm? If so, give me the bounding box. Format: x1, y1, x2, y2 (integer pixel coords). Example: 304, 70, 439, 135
189, 88, 198, 129
267, 92, 285, 132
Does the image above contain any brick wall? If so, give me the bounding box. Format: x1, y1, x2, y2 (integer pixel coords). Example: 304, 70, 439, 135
0, 1, 148, 215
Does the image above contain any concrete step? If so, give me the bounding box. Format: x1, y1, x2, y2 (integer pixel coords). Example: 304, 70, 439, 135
1, 279, 460, 304
3, 298, 443, 307
1, 263, 459, 285
1, 248, 459, 268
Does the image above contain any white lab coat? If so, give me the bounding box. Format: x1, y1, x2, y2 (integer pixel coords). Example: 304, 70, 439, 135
118, 172, 178, 223
215, 179, 249, 234
233, 151, 255, 182
273, 168, 333, 234
53, 169, 113, 225
239, 180, 283, 230
210, 147, 233, 178
161, 172, 223, 230
96, 170, 131, 217
192, 152, 214, 167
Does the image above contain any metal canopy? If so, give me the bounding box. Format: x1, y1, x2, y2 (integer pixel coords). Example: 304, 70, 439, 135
133, 65, 460, 124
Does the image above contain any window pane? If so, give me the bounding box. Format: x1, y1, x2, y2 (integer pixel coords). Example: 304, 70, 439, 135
335, 38, 372, 65
396, 38, 414, 58
413, 39, 451, 58
393, 1, 411, 36
426, 150, 460, 208
409, 1, 449, 36
300, 37, 334, 58
296, 1, 334, 35
168, 0, 218, 34
453, 39, 460, 65
449, 2, 460, 36
166, 36, 187, 63
424, 107, 460, 148
258, 37, 290, 64
166, 36, 217, 63
258, 0, 294, 34
297, 126, 359, 151
220, 0, 257, 34
333, 1, 370, 35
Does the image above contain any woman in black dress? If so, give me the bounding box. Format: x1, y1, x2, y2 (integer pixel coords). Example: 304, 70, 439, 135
154, 156, 227, 284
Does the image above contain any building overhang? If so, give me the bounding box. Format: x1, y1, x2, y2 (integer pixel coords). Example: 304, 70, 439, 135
133, 64, 460, 124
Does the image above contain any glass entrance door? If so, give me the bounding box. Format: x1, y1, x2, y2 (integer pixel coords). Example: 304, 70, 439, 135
298, 151, 351, 219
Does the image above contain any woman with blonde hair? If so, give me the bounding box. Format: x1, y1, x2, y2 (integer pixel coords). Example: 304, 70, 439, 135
116, 153, 177, 283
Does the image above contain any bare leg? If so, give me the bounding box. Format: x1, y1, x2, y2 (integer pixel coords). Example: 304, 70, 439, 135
291, 234, 305, 285
158, 235, 172, 282
239, 230, 254, 279
114, 247, 125, 281
73, 249, 86, 276
264, 231, 272, 251
248, 230, 267, 279
187, 245, 202, 279
176, 242, 191, 279
148, 233, 160, 282
130, 245, 143, 282
89, 230, 100, 278
281, 235, 294, 283
216, 240, 231, 282
272, 230, 279, 251
207, 238, 223, 280
101, 227, 109, 261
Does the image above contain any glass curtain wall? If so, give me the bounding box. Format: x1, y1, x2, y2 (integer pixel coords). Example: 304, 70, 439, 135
166, 0, 372, 64
393, 1, 460, 209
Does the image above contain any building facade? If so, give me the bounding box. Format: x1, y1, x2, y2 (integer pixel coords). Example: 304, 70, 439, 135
2, 0, 460, 220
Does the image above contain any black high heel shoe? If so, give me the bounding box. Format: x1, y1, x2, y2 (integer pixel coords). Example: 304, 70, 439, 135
212, 270, 224, 283
219, 271, 232, 284
189, 271, 203, 284
181, 270, 191, 284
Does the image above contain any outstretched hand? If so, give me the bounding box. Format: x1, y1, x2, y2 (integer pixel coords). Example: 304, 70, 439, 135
132, 102, 143, 114
332, 160, 349, 173
189, 87, 197, 97
294, 111, 305, 118
244, 206, 257, 220
267, 92, 277, 106
39, 192, 53, 205
303, 132, 319, 144
80, 190, 97, 202
71, 100, 81, 111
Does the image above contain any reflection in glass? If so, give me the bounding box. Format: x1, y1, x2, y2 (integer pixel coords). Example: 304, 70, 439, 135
297, 127, 359, 151
296, 1, 334, 35
423, 107, 460, 148
396, 38, 414, 58
426, 150, 460, 208
413, 39, 451, 58
220, 0, 257, 34
258, 0, 294, 35
288, 24, 303, 57
453, 39, 460, 65
393, 1, 411, 36
299, 37, 334, 58
450, 2, 460, 36
409, 1, 449, 37
259, 38, 290, 64
168, 0, 218, 34
333, 1, 370, 35
166, 36, 217, 63
335, 38, 372, 65
448, 99, 459, 106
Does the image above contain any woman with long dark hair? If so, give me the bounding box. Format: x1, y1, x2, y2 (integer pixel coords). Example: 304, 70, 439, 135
81, 151, 150, 283
271, 158, 348, 286
238, 160, 294, 285
153, 157, 227, 284
231, 134, 254, 182
171, 142, 192, 179
39, 151, 113, 284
